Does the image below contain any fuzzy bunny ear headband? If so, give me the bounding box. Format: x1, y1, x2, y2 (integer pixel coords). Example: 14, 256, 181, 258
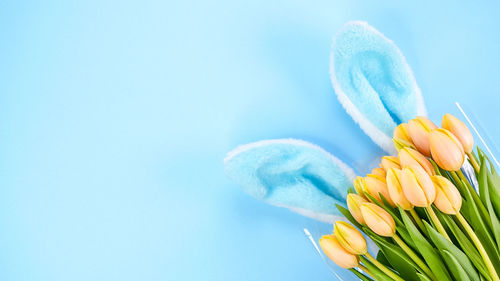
224, 21, 427, 223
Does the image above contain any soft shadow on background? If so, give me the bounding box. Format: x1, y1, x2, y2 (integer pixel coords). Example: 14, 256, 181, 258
1, 1, 500, 280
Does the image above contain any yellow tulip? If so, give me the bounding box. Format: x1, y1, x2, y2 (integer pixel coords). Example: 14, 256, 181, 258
393, 136, 417, 151
429, 128, 465, 171
401, 166, 436, 207
319, 234, 359, 269
386, 168, 413, 210
347, 193, 368, 225
360, 202, 396, 237
442, 113, 474, 154
381, 156, 401, 171
364, 174, 395, 207
353, 176, 366, 198
393, 123, 413, 143
408, 116, 438, 157
398, 147, 435, 176
432, 175, 462, 215
334, 221, 367, 255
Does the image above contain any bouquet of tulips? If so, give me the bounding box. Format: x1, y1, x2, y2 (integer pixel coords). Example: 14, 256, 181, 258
319, 114, 500, 281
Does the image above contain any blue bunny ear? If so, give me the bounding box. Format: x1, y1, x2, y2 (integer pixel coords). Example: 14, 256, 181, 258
330, 21, 426, 154
224, 139, 356, 223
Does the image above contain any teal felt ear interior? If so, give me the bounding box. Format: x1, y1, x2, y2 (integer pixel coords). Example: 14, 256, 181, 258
224, 139, 356, 223
330, 21, 426, 154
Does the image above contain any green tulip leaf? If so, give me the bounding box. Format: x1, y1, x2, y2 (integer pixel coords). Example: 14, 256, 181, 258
478, 148, 500, 218
380, 194, 402, 221
370, 234, 421, 281
359, 255, 396, 281
484, 163, 500, 249
485, 158, 500, 218
440, 249, 471, 281
424, 221, 478, 281
437, 212, 490, 280
399, 208, 452, 281
377, 249, 391, 267
398, 226, 418, 250
460, 181, 500, 272
416, 273, 433, 281
478, 155, 488, 207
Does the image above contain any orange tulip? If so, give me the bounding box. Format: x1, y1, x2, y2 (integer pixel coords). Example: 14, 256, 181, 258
360, 202, 396, 237
371, 167, 386, 178
381, 156, 401, 171
347, 193, 368, 225
429, 129, 465, 171
398, 147, 435, 176
364, 174, 395, 207
432, 175, 462, 215
442, 113, 474, 154
334, 221, 367, 255
401, 166, 436, 207
408, 116, 438, 157
386, 168, 413, 210
319, 234, 359, 269
393, 123, 413, 143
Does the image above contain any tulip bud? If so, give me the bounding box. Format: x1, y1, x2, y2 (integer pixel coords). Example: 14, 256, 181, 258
429, 129, 465, 171
347, 193, 368, 225
408, 116, 438, 157
353, 176, 366, 198
398, 147, 435, 176
319, 234, 359, 269
364, 174, 395, 207
381, 156, 401, 171
401, 166, 436, 207
393, 137, 417, 151
360, 202, 396, 237
442, 113, 474, 154
334, 221, 367, 255
371, 167, 386, 178
393, 123, 413, 143
386, 168, 413, 210
431, 175, 462, 215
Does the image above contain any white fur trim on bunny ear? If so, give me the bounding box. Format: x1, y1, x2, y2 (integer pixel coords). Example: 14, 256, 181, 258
330, 21, 426, 154
224, 139, 356, 223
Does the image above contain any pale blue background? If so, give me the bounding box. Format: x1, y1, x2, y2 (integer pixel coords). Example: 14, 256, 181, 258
1, 1, 500, 280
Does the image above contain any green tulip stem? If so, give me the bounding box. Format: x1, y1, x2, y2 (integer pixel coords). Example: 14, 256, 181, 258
365, 252, 404, 281
466, 152, 480, 173
409, 209, 428, 236
455, 170, 492, 230
393, 234, 437, 281
425, 205, 451, 241
456, 212, 500, 281
449, 169, 462, 184
357, 264, 374, 279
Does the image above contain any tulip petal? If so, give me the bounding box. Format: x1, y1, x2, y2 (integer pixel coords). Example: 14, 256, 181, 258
224, 139, 356, 223
401, 169, 428, 207
330, 21, 426, 154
